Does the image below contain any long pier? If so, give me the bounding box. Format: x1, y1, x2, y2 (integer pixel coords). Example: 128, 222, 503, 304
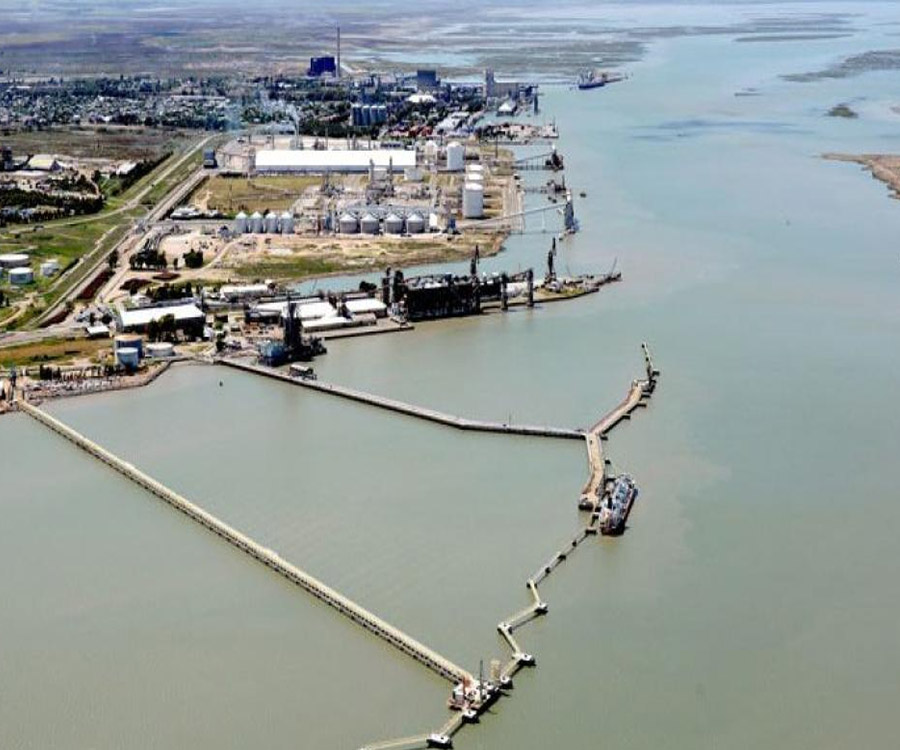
17, 399, 473, 687
221, 359, 585, 441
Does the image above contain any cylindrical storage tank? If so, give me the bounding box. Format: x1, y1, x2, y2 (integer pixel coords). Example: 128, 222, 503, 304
338, 212, 359, 234
360, 212, 379, 235
234, 211, 248, 234
9, 266, 34, 285
406, 212, 425, 234
146, 341, 175, 358
40, 259, 60, 277
115, 334, 144, 358
250, 211, 264, 234
116, 347, 140, 369
0, 253, 29, 269
280, 211, 295, 235
446, 142, 464, 172
384, 212, 404, 235
265, 211, 279, 234
462, 182, 484, 219
424, 140, 439, 163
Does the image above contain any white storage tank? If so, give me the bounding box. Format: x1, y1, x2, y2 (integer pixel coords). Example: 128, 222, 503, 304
406, 212, 426, 234
234, 211, 248, 234
9, 266, 34, 285
0, 253, 29, 269
384, 213, 405, 235
265, 211, 279, 234
446, 141, 465, 172
424, 140, 439, 163
116, 347, 140, 370
360, 212, 380, 235
280, 211, 295, 235
462, 182, 484, 219
338, 212, 359, 234
250, 211, 264, 234
146, 341, 175, 358
40, 259, 60, 277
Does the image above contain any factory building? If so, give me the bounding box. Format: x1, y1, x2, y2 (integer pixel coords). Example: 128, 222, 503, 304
416, 69, 439, 91
255, 149, 415, 174
116, 302, 205, 336
308, 56, 337, 77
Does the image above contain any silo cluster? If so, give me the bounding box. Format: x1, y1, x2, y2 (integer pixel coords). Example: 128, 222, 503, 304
234, 210, 297, 235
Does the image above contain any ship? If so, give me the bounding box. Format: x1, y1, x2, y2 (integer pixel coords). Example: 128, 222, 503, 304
598, 474, 638, 535
577, 69, 626, 91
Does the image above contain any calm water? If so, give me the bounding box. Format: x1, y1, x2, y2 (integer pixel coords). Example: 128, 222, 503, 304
4, 3, 900, 748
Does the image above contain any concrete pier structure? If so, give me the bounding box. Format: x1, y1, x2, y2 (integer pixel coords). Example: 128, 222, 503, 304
17, 399, 473, 687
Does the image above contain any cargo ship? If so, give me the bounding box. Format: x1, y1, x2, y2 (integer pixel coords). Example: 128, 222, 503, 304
598, 474, 638, 535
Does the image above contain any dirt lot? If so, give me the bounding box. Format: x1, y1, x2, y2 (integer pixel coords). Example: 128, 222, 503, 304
152, 229, 507, 285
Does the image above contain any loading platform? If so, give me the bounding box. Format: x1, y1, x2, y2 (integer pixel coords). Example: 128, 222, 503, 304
17, 399, 473, 687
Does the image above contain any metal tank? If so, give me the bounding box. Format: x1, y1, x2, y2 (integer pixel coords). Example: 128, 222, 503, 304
406, 212, 426, 234
384, 213, 405, 235
338, 212, 359, 234
360, 212, 380, 235
280, 211, 295, 234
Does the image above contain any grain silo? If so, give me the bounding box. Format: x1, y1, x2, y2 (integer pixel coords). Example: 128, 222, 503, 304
280, 211, 295, 234
250, 211, 264, 234
406, 212, 425, 234
265, 211, 279, 234
234, 211, 249, 234
339, 212, 359, 234
360, 212, 380, 235
384, 212, 404, 235
446, 142, 465, 172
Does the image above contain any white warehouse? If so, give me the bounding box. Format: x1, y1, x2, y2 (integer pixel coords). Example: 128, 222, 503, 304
255, 149, 416, 174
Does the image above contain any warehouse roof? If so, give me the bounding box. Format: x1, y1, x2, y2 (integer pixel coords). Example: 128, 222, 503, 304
255, 148, 416, 173
117, 303, 204, 329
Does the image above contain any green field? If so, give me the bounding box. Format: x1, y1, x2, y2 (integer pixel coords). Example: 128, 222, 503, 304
0, 135, 210, 330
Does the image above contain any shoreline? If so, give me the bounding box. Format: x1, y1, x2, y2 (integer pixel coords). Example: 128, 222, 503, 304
824, 152, 900, 200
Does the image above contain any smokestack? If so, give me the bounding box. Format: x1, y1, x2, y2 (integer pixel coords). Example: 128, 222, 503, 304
336, 26, 341, 79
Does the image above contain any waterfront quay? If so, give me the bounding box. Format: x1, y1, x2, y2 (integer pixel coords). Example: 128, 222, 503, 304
11, 344, 660, 750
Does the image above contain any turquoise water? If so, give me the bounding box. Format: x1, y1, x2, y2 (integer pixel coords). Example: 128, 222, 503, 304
4, 4, 900, 748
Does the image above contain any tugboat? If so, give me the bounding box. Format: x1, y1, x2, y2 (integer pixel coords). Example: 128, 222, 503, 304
598, 474, 638, 535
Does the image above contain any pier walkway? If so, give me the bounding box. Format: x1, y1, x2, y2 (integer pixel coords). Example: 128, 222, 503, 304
17, 399, 473, 687
221, 359, 585, 441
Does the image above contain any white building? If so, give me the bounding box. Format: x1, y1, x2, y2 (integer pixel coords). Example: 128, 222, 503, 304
255, 149, 416, 174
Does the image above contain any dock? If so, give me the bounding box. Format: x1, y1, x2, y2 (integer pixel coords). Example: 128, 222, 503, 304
578, 343, 659, 511
221, 359, 585, 441
17, 399, 473, 687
